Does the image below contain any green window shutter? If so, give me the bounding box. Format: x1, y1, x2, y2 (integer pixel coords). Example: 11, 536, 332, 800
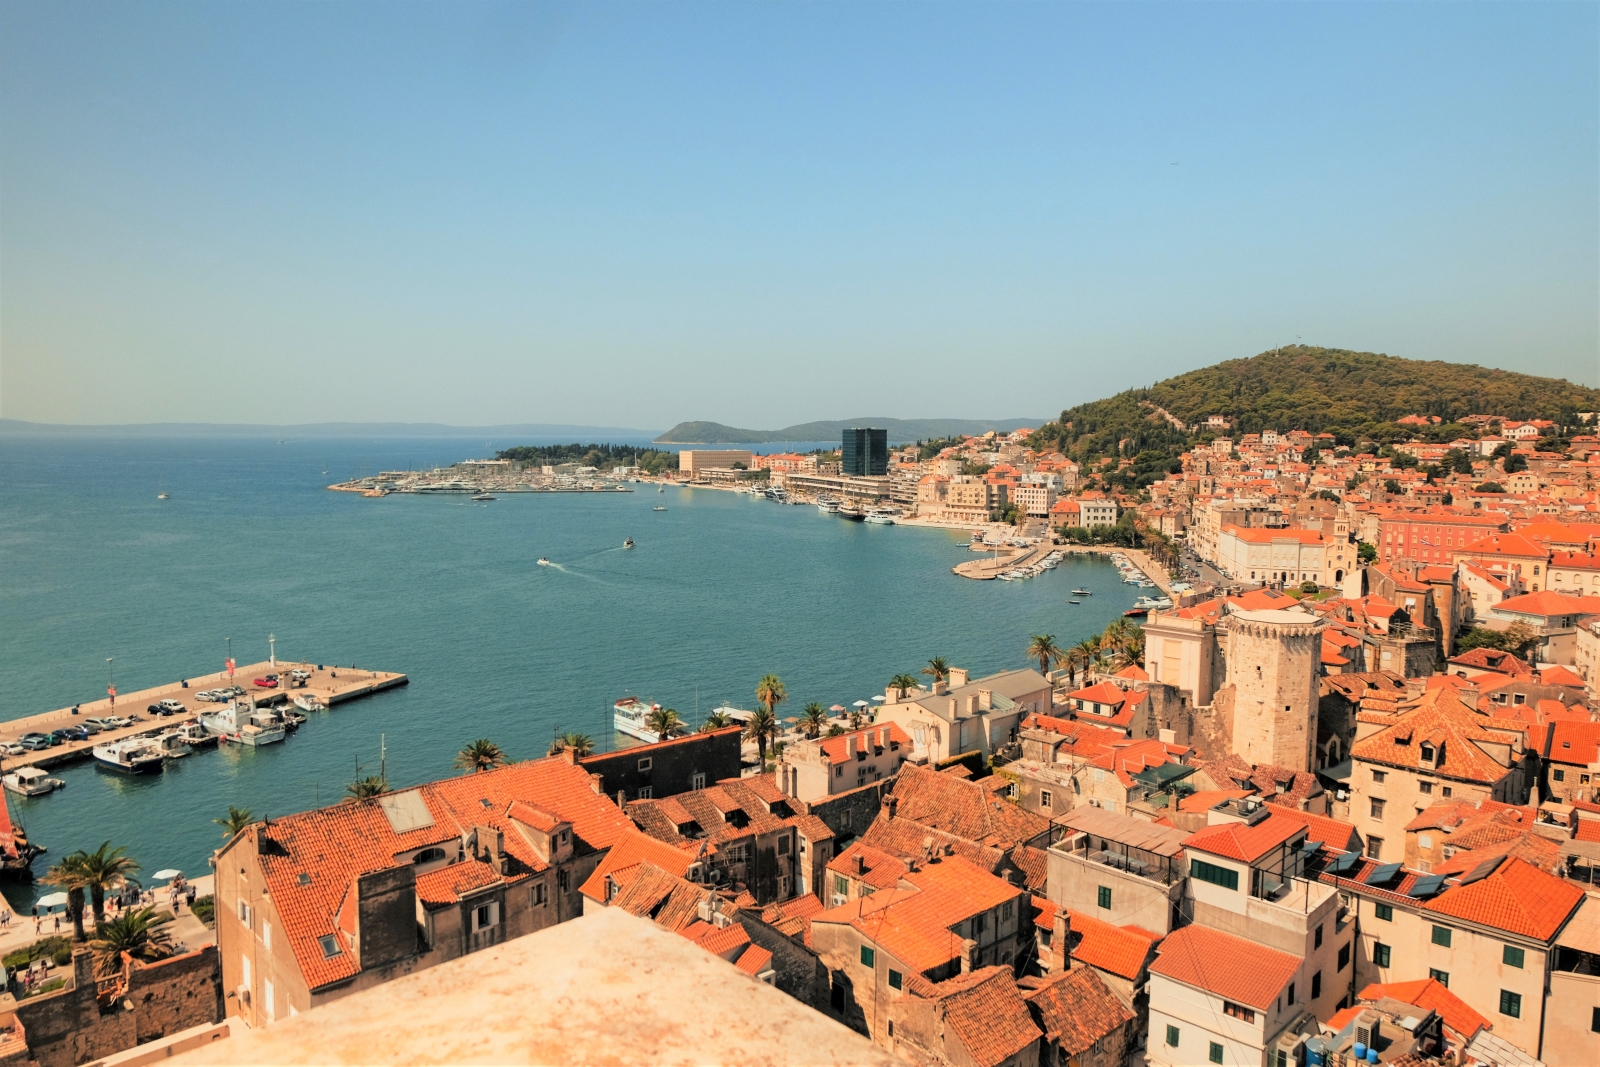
889, 970, 902, 991
1374, 903, 1392, 921
1500, 990, 1521, 1018
1431, 925, 1453, 948
1097, 885, 1112, 909
1190, 858, 1240, 891
1209, 1040, 1224, 1064
860, 945, 874, 968
1374, 943, 1391, 968
1166, 1025, 1180, 1047
1503, 945, 1525, 969
1429, 968, 1449, 988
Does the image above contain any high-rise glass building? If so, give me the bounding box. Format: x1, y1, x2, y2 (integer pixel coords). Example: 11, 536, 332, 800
842, 428, 888, 476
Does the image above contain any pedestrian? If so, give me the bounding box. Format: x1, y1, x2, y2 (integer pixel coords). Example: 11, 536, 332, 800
33, 917, 40, 935
52, 914, 60, 932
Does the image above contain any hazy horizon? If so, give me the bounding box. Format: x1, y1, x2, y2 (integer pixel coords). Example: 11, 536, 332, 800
2, 2, 1595, 428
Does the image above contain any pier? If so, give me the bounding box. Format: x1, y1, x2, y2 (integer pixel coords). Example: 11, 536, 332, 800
952, 544, 1054, 580
0, 661, 407, 769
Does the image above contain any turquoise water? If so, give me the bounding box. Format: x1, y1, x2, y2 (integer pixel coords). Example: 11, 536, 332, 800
0, 435, 1136, 908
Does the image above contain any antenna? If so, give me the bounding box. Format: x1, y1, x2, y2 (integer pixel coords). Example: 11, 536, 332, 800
381, 734, 387, 783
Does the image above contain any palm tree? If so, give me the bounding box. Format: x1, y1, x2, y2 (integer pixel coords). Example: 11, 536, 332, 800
1114, 627, 1146, 670
745, 706, 778, 762
700, 709, 733, 732
847, 706, 868, 730
1026, 634, 1064, 677
826, 723, 846, 738
453, 739, 508, 774
888, 674, 920, 699
799, 702, 828, 739
345, 776, 387, 801
921, 657, 951, 684
214, 805, 253, 840
548, 732, 594, 758
644, 707, 685, 742
43, 852, 90, 943
1071, 637, 1100, 684
74, 842, 141, 927
89, 907, 174, 978
1101, 619, 1133, 661
754, 674, 788, 727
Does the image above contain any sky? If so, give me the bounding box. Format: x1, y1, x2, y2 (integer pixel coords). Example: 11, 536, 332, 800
1, 2, 1595, 431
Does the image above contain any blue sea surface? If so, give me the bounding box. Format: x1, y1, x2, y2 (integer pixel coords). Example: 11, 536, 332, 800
0, 434, 1135, 908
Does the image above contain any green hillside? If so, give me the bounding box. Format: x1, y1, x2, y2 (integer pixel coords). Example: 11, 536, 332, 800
1029, 346, 1599, 489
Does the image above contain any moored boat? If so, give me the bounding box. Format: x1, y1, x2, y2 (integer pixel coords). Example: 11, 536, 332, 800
293, 693, 327, 712
614, 696, 679, 742
2, 768, 64, 797
201, 703, 286, 747
92, 737, 165, 775
1071, 589, 1092, 596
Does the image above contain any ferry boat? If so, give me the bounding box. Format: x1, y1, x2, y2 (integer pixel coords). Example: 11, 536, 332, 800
614, 696, 671, 742
2, 767, 64, 797
624, 537, 635, 549
817, 499, 841, 514
200, 703, 286, 747
91, 737, 165, 775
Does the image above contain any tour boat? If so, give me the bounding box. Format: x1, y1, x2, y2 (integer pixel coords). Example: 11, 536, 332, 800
864, 510, 896, 525
817, 499, 841, 514
838, 507, 865, 521
2, 768, 64, 797
624, 537, 635, 549
537, 558, 551, 566
91, 737, 165, 775
614, 696, 670, 742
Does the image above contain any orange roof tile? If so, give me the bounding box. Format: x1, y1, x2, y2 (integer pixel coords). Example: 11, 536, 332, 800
1064, 909, 1162, 981
1423, 857, 1583, 940
1183, 813, 1305, 864
1358, 979, 1489, 1039
732, 943, 773, 977
816, 723, 912, 765
1022, 966, 1134, 1058
925, 967, 1043, 1067
1149, 924, 1301, 1011
578, 828, 698, 902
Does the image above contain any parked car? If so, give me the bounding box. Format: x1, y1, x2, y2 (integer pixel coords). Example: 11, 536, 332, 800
104, 716, 134, 728
49, 727, 87, 743
0, 743, 25, 756
289, 669, 312, 682
18, 734, 54, 750
83, 717, 118, 730
78, 721, 104, 735
155, 699, 186, 715
253, 677, 278, 688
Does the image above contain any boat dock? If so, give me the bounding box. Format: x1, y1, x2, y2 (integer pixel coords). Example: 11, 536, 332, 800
0, 661, 407, 770
952, 544, 1054, 580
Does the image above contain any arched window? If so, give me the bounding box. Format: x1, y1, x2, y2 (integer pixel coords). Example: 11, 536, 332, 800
414, 847, 447, 865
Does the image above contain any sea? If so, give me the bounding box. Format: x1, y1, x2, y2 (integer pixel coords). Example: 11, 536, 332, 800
0, 433, 1139, 909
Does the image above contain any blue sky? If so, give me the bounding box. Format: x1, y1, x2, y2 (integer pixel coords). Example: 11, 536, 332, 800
1, 2, 1594, 430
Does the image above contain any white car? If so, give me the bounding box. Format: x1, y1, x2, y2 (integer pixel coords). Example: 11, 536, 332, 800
156, 699, 186, 715
195, 691, 222, 702
104, 716, 134, 729
0, 743, 24, 756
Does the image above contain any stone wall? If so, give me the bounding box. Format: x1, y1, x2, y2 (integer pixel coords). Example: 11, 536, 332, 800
15, 946, 221, 1067
736, 911, 830, 1013
797, 779, 894, 845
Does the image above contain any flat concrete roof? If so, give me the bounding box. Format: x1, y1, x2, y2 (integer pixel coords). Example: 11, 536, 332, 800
1057, 807, 1189, 857
170, 908, 898, 1066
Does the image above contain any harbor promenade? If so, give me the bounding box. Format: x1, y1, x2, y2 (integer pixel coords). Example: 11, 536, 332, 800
0, 875, 215, 962
0, 662, 407, 770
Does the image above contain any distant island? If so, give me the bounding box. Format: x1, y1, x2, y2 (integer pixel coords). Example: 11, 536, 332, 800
655, 416, 1049, 445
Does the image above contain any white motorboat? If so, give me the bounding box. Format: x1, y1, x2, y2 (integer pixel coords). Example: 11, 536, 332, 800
173, 721, 213, 747
293, 693, 327, 712
92, 737, 165, 775
151, 730, 193, 759
817, 499, 841, 514
864, 510, 896, 525
201, 703, 286, 747
653, 506, 667, 512
614, 696, 679, 742
2, 767, 64, 797
537, 558, 551, 566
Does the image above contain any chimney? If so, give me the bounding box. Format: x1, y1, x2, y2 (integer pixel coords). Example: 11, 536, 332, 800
1051, 909, 1071, 973
966, 695, 978, 717
884, 688, 898, 706
949, 668, 969, 687
561, 746, 578, 766
949, 698, 959, 719
934, 679, 948, 696
846, 735, 858, 759
978, 689, 993, 711
617, 790, 627, 809
886, 795, 898, 819
855, 853, 866, 875
958, 938, 976, 974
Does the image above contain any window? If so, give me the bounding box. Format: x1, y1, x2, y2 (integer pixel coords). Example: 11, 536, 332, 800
1369, 798, 1386, 819
1191, 858, 1240, 890
691, 772, 706, 790
1287, 982, 1295, 1005
263, 921, 272, 950
1312, 971, 1322, 1000
1002, 901, 1013, 921
318, 935, 341, 958
889, 969, 902, 991
414, 847, 447, 864
1374, 902, 1393, 921
1374, 943, 1391, 968
1338, 943, 1351, 970
1419, 781, 1433, 795
1554, 768, 1567, 783
474, 903, 494, 930
241, 955, 250, 987
1499, 990, 1521, 1018
1315, 924, 1324, 949
1367, 837, 1384, 860
1097, 885, 1113, 909
1372, 770, 1387, 784
1040, 789, 1052, 808
835, 874, 849, 896
860, 945, 875, 968
1442, 786, 1452, 798
1420, 743, 1434, 762
1591, 1007, 1600, 1034
1431, 925, 1453, 948
637, 786, 653, 799
1209, 1041, 1224, 1064
637, 757, 652, 772
558, 869, 568, 892
238, 901, 251, 927
1429, 968, 1449, 987
1223, 1001, 1255, 1022
1501, 944, 1526, 968
534, 883, 547, 906
1166, 1025, 1180, 1048
778, 836, 790, 855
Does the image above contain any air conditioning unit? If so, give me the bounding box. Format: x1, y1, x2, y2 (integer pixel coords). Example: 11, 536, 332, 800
686, 863, 703, 883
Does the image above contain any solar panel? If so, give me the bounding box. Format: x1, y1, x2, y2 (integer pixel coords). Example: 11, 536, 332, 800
1301, 840, 1324, 856
1408, 874, 1447, 899
1458, 855, 1505, 886
1328, 851, 1362, 875
1364, 862, 1403, 886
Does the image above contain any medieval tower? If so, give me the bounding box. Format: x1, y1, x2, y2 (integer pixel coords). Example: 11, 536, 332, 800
1222, 607, 1326, 772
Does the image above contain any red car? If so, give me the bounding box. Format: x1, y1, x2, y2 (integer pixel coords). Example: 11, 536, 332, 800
253, 676, 279, 688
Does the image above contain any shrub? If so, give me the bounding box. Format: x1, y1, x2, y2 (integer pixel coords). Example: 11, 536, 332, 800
190, 895, 216, 927
3, 936, 71, 971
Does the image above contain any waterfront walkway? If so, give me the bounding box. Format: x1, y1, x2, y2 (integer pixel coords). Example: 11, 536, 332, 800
0, 875, 215, 962
0, 662, 407, 769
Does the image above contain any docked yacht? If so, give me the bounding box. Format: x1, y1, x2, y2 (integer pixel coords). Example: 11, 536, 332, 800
864, 510, 896, 525
150, 730, 193, 760
614, 696, 672, 742
92, 737, 165, 775
200, 702, 286, 747
2, 767, 64, 797
816, 499, 841, 514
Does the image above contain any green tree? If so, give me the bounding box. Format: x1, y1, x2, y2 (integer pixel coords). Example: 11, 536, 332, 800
755, 674, 788, 727
89, 907, 174, 978
799, 703, 828, 739
1474, 482, 1505, 494
745, 707, 778, 762
1503, 453, 1528, 474
1357, 542, 1377, 563
214, 805, 253, 840
73, 842, 141, 927
700, 709, 734, 732
1070, 638, 1100, 685
548, 732, 594, 758
453, 739, 508, 774
644, 707, 685, 742
42, 853, 90, 943
1026, 634, 1064, 677
922, 657, 951, 684
345, 776, 387, 801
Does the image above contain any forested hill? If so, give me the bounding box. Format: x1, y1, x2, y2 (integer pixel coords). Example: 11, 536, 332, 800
1028, 346, 1600, 487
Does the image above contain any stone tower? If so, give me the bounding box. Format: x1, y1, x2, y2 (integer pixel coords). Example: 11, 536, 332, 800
1222, 608, 1326, 772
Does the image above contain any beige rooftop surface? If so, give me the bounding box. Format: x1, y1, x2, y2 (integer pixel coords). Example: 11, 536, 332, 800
168, 907, 897, 1067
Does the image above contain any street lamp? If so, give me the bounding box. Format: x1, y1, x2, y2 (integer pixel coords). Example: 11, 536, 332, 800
269, 633, 276, 669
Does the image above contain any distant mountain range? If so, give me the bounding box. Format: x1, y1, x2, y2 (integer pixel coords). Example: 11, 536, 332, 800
655, 417, 1049, 445
0, 419, 658, 438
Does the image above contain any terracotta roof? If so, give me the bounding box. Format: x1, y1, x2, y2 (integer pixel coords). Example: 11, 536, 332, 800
1494, 590, 1600, 618
923, 967, 1042, 1067
1183, 813, 1305, 864
578, 828, 698, 902
1149, 924, 1302, 1010
1448, 648, 1532, 675
885, 764, 1050, 852
1224, 525, 1325, 545
1539, 665, 1588, 689
816, 723, 912, 765
413, 859, 501, 905
1429, 834, 1561, 877
732, 943, 773, 976
860, 814, 1006, 874
1350, 687, 1523, 785
1536, 720, 1600, 765
827, 842, 908, 891
1455, 533, 1551, 560
1022, 966, 1134, 1057
1424, 857, 1584, 940
1178, 789, 1254, 813
1262, 803, 1362, 853
1009, 845, 1049, 893
1359, 979, 1489, 1039
1064, 908, 1162, 981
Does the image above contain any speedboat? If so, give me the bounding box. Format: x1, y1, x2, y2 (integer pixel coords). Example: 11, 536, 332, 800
537, 558, 551, 566
92, 737, 165, 775
1068, 599, 1081, 604
653, 506, 667, 512
293, 693, 327, 712
1071, 589, 1092, 596
472, 492, 495, 501
624, 537, 635, 549
157, 493, 169, 500
2, 767, 64, 796
864, 510, 896, 525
